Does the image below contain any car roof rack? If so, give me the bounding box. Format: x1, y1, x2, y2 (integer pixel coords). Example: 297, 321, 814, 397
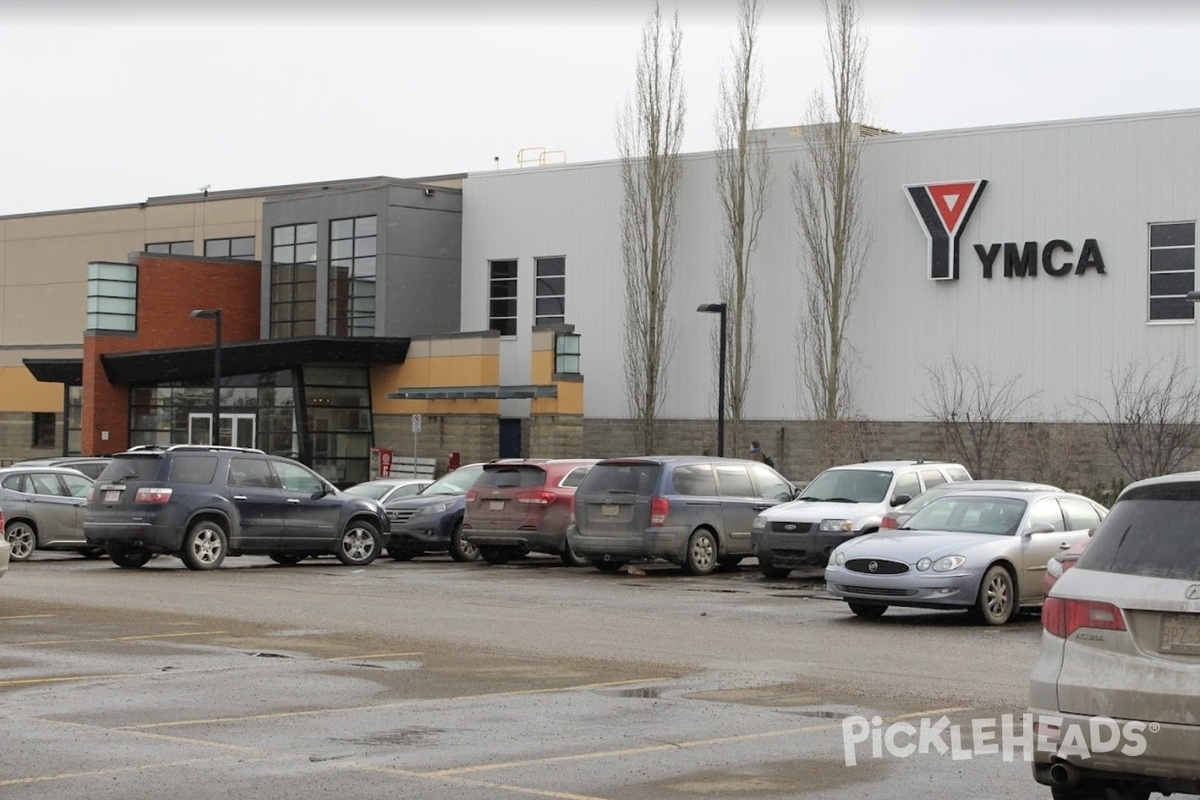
122, 444, 267, 455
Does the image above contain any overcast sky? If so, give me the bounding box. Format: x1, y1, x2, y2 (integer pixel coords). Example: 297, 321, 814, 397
1, 0, 1198, 216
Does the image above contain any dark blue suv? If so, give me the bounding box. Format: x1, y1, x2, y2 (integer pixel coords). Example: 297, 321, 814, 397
84, 445, 390, 570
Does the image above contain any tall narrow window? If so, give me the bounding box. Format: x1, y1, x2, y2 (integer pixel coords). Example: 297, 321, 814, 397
328, 216, 377, 337
270, 223, 318, 337
489, 260, 518, 336
1149, 222, 1196, 322
32, 412, 56, 448
535, 256, 566, 326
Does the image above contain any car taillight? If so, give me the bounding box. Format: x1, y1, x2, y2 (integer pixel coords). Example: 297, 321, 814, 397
650, 496, 669, 527
134, 487, 173, 504
880, 515, 899, 530
516, 490, 556, 506
1042, 597, 1126, 638
465, 490, 478, 502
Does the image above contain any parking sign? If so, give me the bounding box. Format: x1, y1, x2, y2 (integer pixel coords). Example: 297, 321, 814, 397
412, 413, 422, 433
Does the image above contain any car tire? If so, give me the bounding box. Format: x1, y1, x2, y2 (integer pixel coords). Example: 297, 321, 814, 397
181, 520, 228, 571
592, 560, 626, 573
448, 521, 480, 562
759, 563, 792, 579
684, 529, 718, 576
336, 520, 381, 566
108, 544, 152, 569
560, 539, 590, 568
76, 546, 106, 560
5, 521, 36, 561
975, 565, 1016, 626
269, 552, 306, 565
479, 546, 521, 565
848, 602, 888, 619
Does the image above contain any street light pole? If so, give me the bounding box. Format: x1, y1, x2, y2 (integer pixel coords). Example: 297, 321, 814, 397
191, 309, 223, 446
697, 303, 728, 457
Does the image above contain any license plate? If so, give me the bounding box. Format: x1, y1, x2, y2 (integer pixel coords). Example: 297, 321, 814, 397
488, 500, 504, 511
602, 504, 620, 517
104, 490, 121, 502
1159, 613, 1200, 654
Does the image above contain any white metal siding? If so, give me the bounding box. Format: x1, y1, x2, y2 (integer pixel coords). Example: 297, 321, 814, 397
464, 109, 1200, 423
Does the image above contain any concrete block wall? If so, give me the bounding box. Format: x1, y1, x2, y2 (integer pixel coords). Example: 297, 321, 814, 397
374, 413, 499, 474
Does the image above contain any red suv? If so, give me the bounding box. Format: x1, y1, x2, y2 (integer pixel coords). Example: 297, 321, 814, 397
462, 459, 598, 566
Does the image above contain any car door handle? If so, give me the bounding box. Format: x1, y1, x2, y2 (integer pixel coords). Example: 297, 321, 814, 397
287, 498, 301, 504
753, 504, 772, 511
233, 495, 248, 501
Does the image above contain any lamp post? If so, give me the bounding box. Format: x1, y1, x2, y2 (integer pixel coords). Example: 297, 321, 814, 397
190, 309, 223, 446
697, 303, 728, 457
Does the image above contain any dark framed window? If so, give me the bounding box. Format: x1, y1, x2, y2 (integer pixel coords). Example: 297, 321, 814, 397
145, 241, 194, 256
204, 236, 256, 260
328, 216, 377, 337
270, 223, 318, 337
535, 256, 565, 325
1149, 222, 1196, 322
32, 412, 56, 448
489, 259, 518, 336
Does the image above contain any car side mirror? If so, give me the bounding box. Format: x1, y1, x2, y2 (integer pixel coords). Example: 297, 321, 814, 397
1024, 521, 1055, 536
1087, 526, 1097, 538
890, 494, 911, 507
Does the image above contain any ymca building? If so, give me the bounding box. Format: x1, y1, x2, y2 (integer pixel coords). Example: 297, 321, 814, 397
3, 107, 1197, 486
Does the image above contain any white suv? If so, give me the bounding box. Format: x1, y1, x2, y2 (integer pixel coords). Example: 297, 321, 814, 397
1029, 471, 1200, 800
750, 460, 971, 576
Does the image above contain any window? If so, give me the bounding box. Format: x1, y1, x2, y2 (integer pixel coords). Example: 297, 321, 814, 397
1029, 498, 1067, 532
919, 469, 947, 491
489, 259, 518, 336
328, 216, 377, 337
714, 464, 755, 498
146, 241, 194, 255
535, 256, 565, 325
228, 458, 274, 488
275, 461, 325, 494
204, 236, 256, 260
270, 223, 318, 337
87, 261, 138, 331
32, 412, 56, 448
892, 472, 921, 503
672, 464, 718, 496
555, 333, 581, 374
1148, 222, 1196, 322
1059, 497, 1103, 531
749, 463, 793, 502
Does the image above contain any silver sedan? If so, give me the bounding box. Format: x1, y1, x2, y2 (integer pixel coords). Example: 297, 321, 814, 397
824, 488, 1107, 625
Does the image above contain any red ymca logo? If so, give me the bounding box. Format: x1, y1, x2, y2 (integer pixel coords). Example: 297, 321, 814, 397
904, 180, 988, 280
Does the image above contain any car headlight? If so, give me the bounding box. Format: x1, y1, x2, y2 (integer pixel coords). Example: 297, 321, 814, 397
932, 555, 966, 572
423, 502, 453, 515
752, 516, 766, 531
833, 551, 846, 566
916, 558, 932, 572
819, 519, 853, 532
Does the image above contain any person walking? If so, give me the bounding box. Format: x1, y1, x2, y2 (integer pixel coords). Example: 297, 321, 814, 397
748, 440, 766, 462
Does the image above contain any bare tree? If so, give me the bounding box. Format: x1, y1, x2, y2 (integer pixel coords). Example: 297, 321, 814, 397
919, 354, 1040, 479
617, 2, 686, 454
792, 0, 870, 422
714, 0, 770, 454
1075, 353, 1200, 482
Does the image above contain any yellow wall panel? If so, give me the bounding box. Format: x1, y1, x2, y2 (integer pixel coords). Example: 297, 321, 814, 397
0, 366, 65, 412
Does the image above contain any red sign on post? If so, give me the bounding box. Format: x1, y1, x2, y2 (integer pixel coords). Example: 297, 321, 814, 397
369, 447, 394, 479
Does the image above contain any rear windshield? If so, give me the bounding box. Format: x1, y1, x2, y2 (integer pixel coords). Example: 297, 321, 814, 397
476, 466, 546, 489
579, 462, 662, 496
1078, 481, 1200, 580
97, 456, 161, 483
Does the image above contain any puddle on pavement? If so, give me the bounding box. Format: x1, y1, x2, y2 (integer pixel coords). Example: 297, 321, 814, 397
642, 758, 884, 795
617, 687, 662, 698
337, 726, 446, 747
249, 651, 293, 659
685, 684, 825, 707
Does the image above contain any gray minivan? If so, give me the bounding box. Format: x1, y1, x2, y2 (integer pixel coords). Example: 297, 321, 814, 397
570, 456, 797, 575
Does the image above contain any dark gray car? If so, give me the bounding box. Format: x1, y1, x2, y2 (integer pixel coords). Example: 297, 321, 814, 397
570, 456, 796, 575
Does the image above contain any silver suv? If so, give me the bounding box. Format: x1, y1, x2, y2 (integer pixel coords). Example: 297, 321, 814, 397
751, 459, 971, 575
1029, 472, 1200, 799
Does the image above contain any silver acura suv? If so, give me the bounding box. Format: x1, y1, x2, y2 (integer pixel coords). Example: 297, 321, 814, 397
1028, 471, 1200, 800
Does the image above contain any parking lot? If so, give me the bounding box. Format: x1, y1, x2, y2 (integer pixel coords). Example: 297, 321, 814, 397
3, 552, 1053, 799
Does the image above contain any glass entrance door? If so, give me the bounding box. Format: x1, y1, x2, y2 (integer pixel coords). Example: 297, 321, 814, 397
188, 413, 257, 448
